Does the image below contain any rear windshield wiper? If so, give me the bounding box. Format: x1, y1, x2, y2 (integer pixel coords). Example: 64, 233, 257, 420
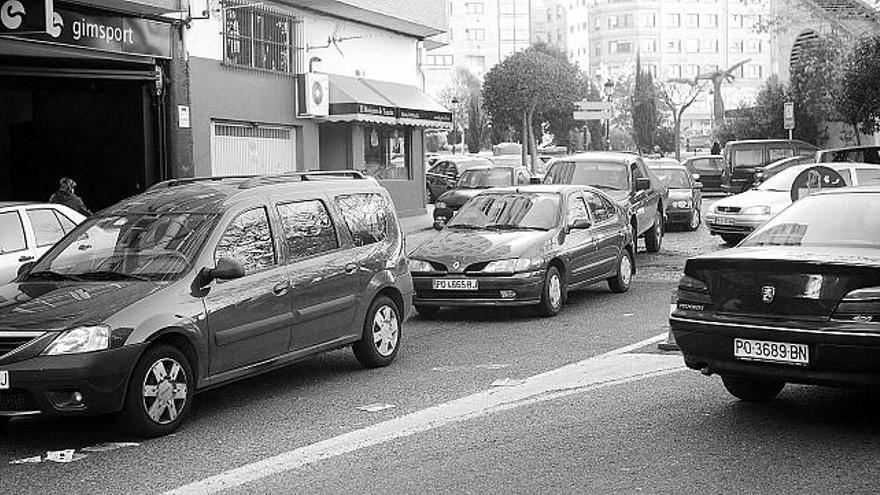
75, 270, 150, 281
24, 270, 83, 282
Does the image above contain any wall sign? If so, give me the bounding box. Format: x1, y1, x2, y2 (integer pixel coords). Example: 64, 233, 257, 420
15, 5, 172, 58
0, 0, 53, 34
177, 105, 190, 129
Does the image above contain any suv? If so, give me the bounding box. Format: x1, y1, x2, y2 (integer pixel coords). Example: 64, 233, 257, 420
426, 156, 494, 203
0, 172, 411, 437
721, 139, 817, 194
681, 155, 724, 192
543, 152, 668, 252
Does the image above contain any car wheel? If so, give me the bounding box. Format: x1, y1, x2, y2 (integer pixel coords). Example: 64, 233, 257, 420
607, 248, 634, 293
414, 305, 440, 320
644, 209, 663, 253
122, 344, 193, 438
687, 209, 702, 231
537, 266, 564, 317
720, 234, 744, 246
426, 186, 434, 204
353, 295, 401, 368
722, 375, 785, 402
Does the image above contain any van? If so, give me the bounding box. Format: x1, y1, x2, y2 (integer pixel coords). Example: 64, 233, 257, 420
721, 139, 818, 193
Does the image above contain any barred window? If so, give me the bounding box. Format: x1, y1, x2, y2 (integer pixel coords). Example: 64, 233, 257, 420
222, 1, 304, 75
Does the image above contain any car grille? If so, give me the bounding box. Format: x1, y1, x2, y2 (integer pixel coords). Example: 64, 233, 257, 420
0, 390, 39, 412
0, 333, 43, 357
417, 289, 506, 299
716, 206, 741, 213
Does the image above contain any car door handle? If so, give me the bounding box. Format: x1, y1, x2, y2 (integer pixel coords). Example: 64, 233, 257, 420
344, 263, 358, 275
273, 281, 290, 296
18, 255, 33, 262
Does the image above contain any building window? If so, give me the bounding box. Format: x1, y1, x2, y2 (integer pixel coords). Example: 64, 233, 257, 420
466, 28, 486, 40
731, 14, 743, 28
426, 54, 454, 66
666, 39, 681, 53
363, 126, 411, 180
666, 13, 680, 27
731, 40, 744, 53
701, 39, 719, 53
687, 64, 700, 77
685, 14, 699, 28
748, 64, 763, 78
665, 65, 682, 79
594, 17, 601, 30
641, 39, 657, 53
222, 0, 303, 75
704, 14, 718, 28
593, 42, 601, 56
642, 12, 656, 27
686, 39, 699, 53
747, 39, 762, 53
609, 40, 633, 54
466, 55, 486, 71
465, 2, 485, 14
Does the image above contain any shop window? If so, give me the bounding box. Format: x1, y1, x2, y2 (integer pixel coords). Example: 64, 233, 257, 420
363, 126, 411, 181
222, 0, 304, 75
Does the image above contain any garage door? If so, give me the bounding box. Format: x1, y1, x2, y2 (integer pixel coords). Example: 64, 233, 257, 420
211, 122, 297, 176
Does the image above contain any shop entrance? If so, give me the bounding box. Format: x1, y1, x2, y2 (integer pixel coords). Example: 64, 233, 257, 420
0, 75, 158, 211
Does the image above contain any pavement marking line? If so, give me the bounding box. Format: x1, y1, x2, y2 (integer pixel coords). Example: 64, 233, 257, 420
165, 335, 681, 495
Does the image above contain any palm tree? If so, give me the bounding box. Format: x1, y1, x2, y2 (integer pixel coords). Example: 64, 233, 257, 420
696, 59, 750, 131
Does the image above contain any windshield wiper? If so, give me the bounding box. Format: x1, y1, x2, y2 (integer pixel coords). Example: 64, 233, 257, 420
485, 224, 549, 231
25, 270, 83, 282
591, 184, 624, 191
447, 224, 485, 230
75, 270, 150, 282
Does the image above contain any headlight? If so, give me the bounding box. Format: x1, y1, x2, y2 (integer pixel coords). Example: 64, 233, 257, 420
672, 199, 692, 209
435, 201, 447, 210
407, 259, 435, 273
483, 258, 536, 273
43, 325, 110, 355
742, 205, 771, 215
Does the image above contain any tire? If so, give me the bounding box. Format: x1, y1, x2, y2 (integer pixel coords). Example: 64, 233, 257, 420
426, 186, 434, 204
121, 344, 193, 438
686, 209, 702, 231
644, 209, 663, 253
414, 305, 440, 320
720, 234, 744, 246
353, 295, 402, 368
607, 248, 634, 293
537, 265, 564, 317
722, 375, 785, 402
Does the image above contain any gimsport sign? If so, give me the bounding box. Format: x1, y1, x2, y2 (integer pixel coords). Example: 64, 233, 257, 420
0, 0, 53, 35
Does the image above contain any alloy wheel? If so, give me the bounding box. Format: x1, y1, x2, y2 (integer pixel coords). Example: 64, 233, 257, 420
548, 272, 562, 309
142, 358, 188, 425
620, 254, 633, 286
372, 304, 400, 357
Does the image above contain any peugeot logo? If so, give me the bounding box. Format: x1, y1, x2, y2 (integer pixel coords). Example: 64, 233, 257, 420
452, 261, 460, 270
761, 286, 776, 304
1, 0, 25, 30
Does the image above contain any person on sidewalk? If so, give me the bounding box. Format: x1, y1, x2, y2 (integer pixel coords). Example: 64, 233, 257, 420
49, 177, 92, 216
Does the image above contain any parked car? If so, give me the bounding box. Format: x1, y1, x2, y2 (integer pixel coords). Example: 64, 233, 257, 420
753, 155, 815, 185
671, 187, 880, 402
409, 185, 635, 318
681, 155, 724, 192
543, 152, 668, 253
0, 172, 411, 437
426, 155, 494, 203
815, 145, 880, 164
432, 166, 532, 229
0, 202, 86, 285
721, 139, 818, 194
646, 161, 703, 231
706, 162, 880, 245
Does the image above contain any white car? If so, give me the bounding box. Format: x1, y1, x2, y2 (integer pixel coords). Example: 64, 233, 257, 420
0, 202, 86, 284
706, 162, 880, 245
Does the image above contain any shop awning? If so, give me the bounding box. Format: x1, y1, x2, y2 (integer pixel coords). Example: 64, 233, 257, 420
327, 74, 452, 129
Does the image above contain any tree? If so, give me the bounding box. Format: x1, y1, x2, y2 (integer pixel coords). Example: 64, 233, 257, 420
631, 55, 658, 153
839, 34, 880, 143
714, 77, 788, 144
789, 33, 847, 144
695, 59, 750, 132
655, 78, 707, 160
531, 42, 595, 150
483, 47, 579, 172
439, 67, 487, 153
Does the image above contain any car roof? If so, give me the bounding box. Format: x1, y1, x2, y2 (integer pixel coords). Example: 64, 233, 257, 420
0, 201, 37, 209
553, 151, 638, 164
434, 155, 492, 163
464, 165, 515, 171
724, 139, 814, 146
647, 163, 688, 171
102, 172, 381, 216
818, 145, 880, 153
820, 185, 880, 195
682, 155, 722, 161
474, 184, 604, 195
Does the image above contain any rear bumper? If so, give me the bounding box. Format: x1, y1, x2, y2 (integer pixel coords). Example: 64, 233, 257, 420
413, 271, 544, 307
671, 314, 880, 387
666, 208, 695, 225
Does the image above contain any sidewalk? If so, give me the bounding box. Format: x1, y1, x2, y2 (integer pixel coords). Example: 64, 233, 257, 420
399, 205, 434, 234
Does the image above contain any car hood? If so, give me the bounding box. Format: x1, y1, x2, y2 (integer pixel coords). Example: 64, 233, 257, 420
713, 189, 790, 211
668, 188, 694, 200
410, 228, 554, 272
0, 280, 166, 331
436, 188, 485, 207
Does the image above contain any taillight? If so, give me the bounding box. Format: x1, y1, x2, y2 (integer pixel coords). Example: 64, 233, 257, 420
832, 287, 880, 323
675, 274, 713, 311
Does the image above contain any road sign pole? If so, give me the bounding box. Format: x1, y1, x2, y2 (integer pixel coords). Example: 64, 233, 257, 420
789, 129, 793, 140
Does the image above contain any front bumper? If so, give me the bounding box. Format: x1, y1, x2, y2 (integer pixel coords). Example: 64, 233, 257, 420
705, 213, 769, 236
671, 313, 880, 387
413, 271, 544, 307
0, 344, 145, 417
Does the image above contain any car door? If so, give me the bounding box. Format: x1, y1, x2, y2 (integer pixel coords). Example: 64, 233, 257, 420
428, 161, 451, 199
275, 196, 358, 350
203, 205, 293, 374
561, 193, 598, 286
23, 207, 74, 261
0, 209, 33, 284
630, 159, 656, 234
584, 192, 623, 279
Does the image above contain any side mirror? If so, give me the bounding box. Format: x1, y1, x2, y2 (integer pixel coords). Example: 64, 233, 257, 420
200, 257, 245, 286
17, 261, 35, 278
569, 218, 592, 230
530, 177, 542, 184
635, 178, 651, 191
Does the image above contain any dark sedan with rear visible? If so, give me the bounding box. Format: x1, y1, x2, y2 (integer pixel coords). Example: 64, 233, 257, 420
671, 187, 880, 401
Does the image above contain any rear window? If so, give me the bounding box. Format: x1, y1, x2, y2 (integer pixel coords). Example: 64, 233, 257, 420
733, 149, 763, 167
768, 147, 794, 161
334, 193, 392, 247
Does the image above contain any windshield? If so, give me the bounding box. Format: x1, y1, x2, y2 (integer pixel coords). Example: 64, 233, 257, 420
458, 168, 512, 188
27, 213, 218, 282
652, 169, 690, 188
544, 161, 629, 190
447, 193, 560, 230
742, 193, 880, 248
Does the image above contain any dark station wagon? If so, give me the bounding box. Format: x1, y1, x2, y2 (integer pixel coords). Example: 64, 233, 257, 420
0, 172, 411, 437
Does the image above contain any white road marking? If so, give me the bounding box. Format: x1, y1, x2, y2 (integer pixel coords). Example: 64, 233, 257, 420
165, 333, 680, 495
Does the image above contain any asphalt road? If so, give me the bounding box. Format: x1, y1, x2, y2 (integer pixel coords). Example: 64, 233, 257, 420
8, 197, 878, 494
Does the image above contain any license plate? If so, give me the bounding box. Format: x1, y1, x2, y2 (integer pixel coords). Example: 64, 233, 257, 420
715, 216, 735, 225
0, 371, 8, 389
433, 279, 478, 291
734, 338, 808, 365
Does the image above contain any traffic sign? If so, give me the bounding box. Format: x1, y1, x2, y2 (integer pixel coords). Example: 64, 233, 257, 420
784, 102, 795, 130
573, 109, 612, 121
575, 100, 612, 112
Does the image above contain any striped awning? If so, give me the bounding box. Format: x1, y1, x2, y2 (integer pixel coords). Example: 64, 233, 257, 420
327, 74, 452, 129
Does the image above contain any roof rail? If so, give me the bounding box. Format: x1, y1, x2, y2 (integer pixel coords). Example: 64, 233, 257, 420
147, 176, 255, 191
237, 170, 367, 189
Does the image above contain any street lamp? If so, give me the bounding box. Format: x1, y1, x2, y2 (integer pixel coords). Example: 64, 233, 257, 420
450, 97, 460, 155
603, 81, 615, 151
